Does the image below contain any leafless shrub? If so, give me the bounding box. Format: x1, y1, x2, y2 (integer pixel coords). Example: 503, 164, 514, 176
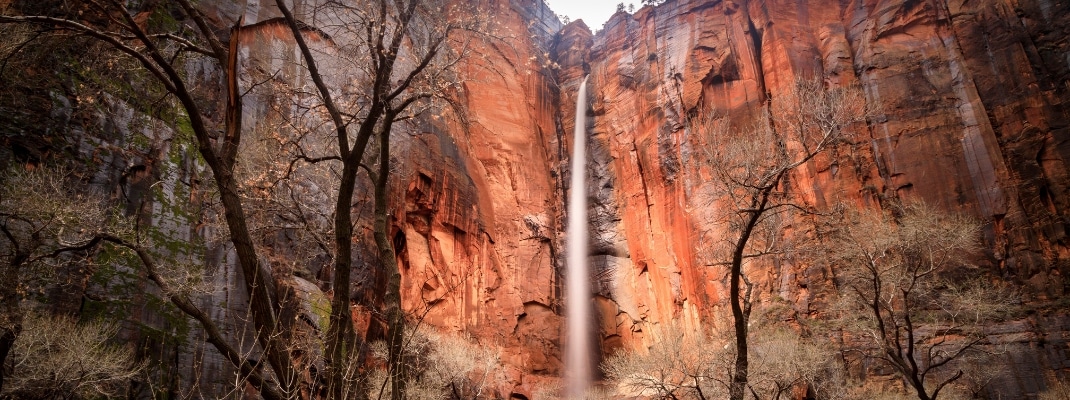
601, 320, 835, 400
1, 166, 120, 380
690, 78, 871, 400
530, 381, 563, 400
0, 167, 114, 247
1, 312, 141, 399
749, 328, 836, 400
367, 325, 501, 400
840, 386, 916, 400
954, 353, 1007, 398
602, 322, 723, 399
826, 203, 1013, 400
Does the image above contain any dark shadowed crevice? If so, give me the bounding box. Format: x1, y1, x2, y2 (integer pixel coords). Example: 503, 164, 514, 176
747, 15, 768, 101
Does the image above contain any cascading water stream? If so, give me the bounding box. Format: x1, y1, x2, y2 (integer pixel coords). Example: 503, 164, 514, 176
566, 76, 591, 399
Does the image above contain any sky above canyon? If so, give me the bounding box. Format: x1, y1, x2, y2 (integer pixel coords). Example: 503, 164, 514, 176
543, 0, 622, 30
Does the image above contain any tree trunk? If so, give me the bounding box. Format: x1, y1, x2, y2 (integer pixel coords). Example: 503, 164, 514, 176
728, 208, 756, 400
372, 122, 406, 400
325, 162, 364, 400
729, 185, 776, 400
0, 254, 25, 393
0, 325, 15, 393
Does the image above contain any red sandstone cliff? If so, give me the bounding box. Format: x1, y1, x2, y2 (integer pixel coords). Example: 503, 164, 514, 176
233, 0, 1069, 396
4, 0, 1068, 397
546, 0, 1070, 397
220, 1, 572, 396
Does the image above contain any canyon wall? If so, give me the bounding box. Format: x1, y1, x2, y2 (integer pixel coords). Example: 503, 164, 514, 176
108, 0, 1070, 397
4, 0, 1069, 397
222, 1, 572, 397
548, 0, 1070, 397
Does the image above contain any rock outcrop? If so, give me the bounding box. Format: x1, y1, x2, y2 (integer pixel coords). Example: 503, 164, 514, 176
115, 0, 1070, 397
3, 0, 1068, 397
546, 0, 1070, 397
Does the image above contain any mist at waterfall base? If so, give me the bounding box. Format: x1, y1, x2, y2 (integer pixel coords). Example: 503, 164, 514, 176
566, 76, 591, 399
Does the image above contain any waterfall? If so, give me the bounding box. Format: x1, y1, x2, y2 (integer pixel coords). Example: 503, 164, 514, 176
566, 76, 591, 399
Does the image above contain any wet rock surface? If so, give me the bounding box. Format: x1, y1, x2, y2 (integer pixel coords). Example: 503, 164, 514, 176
6, 0, 1069, 397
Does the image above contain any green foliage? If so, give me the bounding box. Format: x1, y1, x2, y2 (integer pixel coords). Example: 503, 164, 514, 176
309, 289, 332, 331
145, 6, 180, 33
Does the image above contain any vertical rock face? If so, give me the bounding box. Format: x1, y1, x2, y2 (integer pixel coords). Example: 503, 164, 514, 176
386, 1, 568, 394
546, 0, 1070, 396
383, 1, 570, 393
7, 0, 1069, 397
218, 1, 571, 395
214, 0, 1069, 396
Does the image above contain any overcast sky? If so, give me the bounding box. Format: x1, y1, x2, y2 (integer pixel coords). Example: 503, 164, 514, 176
542, 0, 623, 30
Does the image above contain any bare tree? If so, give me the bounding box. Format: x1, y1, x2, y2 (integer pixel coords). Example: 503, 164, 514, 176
271, 1, 490, 398
602, 322, 722, 399
601, 320, 835, 400
366, 325, 501, 400
1, 0, 494, 398
1, 312, 141, 400
826, 203, 1016, 400
0, 3, 299, 398
693, 78, 869, 400
747, 328, 833, 400
0, 165, 230, 397
0, 167, 114, 391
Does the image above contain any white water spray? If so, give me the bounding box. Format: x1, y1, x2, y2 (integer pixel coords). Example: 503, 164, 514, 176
566, 76, 591, 399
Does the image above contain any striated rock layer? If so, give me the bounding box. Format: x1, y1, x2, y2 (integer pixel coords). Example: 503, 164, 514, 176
202, 0, 571, 396
6, 0, 1069, 397
546, 0, 1070, 397
216, 0, 1070, 397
